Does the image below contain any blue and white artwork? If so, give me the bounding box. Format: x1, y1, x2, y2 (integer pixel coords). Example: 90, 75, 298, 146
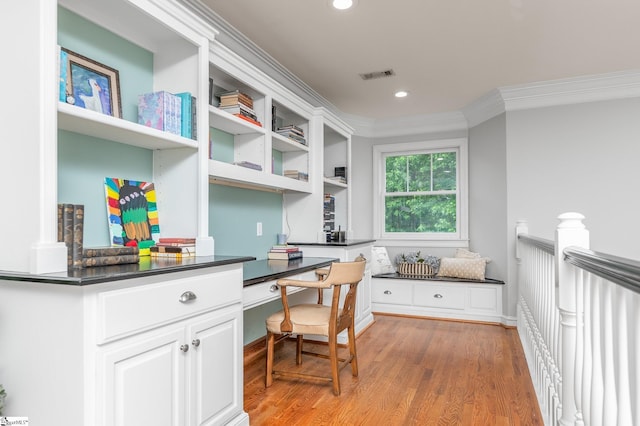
70, 63, 113, 116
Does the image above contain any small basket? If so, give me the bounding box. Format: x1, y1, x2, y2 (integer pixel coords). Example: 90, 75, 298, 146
397, 262, 435, 277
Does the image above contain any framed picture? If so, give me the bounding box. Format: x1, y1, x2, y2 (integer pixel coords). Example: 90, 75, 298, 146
62, 47, 122, 118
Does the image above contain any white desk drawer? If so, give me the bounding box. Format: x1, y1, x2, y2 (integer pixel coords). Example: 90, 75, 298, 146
414, 284, 465, 310
243, 270, 317, 310
97, 268, 242, 343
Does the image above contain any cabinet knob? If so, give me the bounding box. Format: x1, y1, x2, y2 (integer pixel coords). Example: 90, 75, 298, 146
433, 293, 443, 299
192, 339, 201, 347
179, 291, 197, 303
383, 290, 392, 295
269, 284, 279, 292
180, 344, 189, 352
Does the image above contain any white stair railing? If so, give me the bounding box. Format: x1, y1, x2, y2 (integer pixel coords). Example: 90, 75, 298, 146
516, 213, 640, 425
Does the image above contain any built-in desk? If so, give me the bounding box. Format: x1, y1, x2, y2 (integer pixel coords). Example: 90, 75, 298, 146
242, 257, 337, 310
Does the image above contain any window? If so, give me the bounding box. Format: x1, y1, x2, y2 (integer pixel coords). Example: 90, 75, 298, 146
373, 139, 468, 244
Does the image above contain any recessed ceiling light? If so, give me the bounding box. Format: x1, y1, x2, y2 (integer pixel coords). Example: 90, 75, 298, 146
395, 91, 408, 98
332, 0, 355, 10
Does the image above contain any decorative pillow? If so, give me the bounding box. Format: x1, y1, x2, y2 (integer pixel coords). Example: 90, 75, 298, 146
455, 248, 492, 264
436, 257, 486, 280
370, 246, 396, 275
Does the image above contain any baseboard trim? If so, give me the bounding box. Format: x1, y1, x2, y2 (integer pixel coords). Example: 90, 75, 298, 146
372, 311, 513, 328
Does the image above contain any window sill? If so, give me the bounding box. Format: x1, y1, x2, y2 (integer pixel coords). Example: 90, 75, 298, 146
375, 239, 470, 249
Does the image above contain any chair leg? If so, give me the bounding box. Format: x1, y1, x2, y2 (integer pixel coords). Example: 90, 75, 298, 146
296, 334, 303, 365
348, 325, 358, 377
329, 333, 341, 396
265, 331, 275, 388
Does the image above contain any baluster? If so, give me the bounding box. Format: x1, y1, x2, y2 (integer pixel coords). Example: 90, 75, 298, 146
613, 284, 632, 425
601, 281, 616, 424
589, 278, 603, 425
574, 269, 585, 426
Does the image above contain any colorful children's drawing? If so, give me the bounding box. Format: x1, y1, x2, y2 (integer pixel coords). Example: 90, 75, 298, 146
104, 178, 160, 248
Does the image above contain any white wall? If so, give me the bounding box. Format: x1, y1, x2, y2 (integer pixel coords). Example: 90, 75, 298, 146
468, 114, 510, 313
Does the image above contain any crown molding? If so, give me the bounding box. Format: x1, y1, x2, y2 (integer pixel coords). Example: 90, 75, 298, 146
462, 89, 505, 128
346, 111, 468, 139
499, 70, 640, 112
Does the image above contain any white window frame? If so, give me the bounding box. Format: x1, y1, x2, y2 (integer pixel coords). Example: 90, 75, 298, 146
373, 138, 469, 247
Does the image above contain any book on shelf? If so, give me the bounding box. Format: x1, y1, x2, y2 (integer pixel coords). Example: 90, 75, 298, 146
150, 245, 196, 254
158, 237, 196, 245
233, 161, 263, 171
276, 131, 307, 145
284, 170, 309, 181
216, 90, 254, 109
82, 254, 140, 268
234, 113, 262, 127
277, 124, 304, 135
150, 251, 196, 259
58, 203, 84, 268
219, 104, 258, 121
267, 250, 303, 260
83, 246, 140, 258
269, 244, 299, 253
138, 91, 182, 135
326, 176, 347, 184
58, 45, 67, 103
175, 92, 196, 140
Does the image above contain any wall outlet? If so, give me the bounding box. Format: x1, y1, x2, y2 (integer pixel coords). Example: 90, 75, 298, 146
257, 222, 262, 236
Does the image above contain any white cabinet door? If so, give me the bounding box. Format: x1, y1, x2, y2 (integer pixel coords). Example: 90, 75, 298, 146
188, 306, 243, 426
101, 327, 186, 426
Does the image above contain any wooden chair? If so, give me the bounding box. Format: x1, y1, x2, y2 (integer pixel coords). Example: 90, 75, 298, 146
265, 258, 366, 395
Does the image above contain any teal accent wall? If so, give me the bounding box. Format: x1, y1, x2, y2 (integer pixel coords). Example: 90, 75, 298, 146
272, 150, 283, 175
210, 128, 234, 163
58, 7, 154, 122
58, 130, 153, 246
244, 300, 284, 345
209, 184, 283, 259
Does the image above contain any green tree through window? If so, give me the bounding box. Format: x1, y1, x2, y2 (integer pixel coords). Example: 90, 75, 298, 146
384, 151, 457, 233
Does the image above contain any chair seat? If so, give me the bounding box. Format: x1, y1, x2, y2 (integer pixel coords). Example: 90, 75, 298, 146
266, 304, 334, 336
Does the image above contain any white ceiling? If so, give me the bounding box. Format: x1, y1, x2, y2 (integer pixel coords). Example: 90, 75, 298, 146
200, 0, 640, 120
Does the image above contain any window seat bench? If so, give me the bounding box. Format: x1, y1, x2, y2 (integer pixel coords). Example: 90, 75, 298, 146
371, 273, 505, 324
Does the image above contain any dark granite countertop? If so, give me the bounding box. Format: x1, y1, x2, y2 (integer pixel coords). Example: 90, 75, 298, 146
243, 257, 338, 287
372, 272, 505, 285
287, 239, 375, 247
0, 255, 255, 286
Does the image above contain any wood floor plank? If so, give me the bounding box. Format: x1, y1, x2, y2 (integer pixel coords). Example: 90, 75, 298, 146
244, 314, 543, 425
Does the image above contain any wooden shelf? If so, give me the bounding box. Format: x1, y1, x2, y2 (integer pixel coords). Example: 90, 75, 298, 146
323, 177, 348, 189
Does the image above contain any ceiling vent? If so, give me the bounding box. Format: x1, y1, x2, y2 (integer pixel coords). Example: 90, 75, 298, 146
359, 69, 395, 80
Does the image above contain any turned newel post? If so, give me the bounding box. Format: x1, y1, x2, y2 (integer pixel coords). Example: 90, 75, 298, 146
556, 212, 589, 426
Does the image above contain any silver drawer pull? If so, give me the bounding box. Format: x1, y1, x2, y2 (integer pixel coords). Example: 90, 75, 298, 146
433, 293, 443, 299
192, 339, 201, 347
269, 284, 279, 292
384, 290, 392, 295
180, 344, 189, 353
179, 291, 197, 303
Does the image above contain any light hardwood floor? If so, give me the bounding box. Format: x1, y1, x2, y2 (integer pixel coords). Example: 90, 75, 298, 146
244, 314, 542, 425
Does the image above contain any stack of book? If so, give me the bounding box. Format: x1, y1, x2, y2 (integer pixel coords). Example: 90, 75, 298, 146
151, 237, 196, 259
267, 244, 303, 260
284, 169, 309, 181
57, 203, 84, 268
82, 246, 140, 267
276, 125, 306, 145
233, 160, 263, 171
217, 90, 262, 127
